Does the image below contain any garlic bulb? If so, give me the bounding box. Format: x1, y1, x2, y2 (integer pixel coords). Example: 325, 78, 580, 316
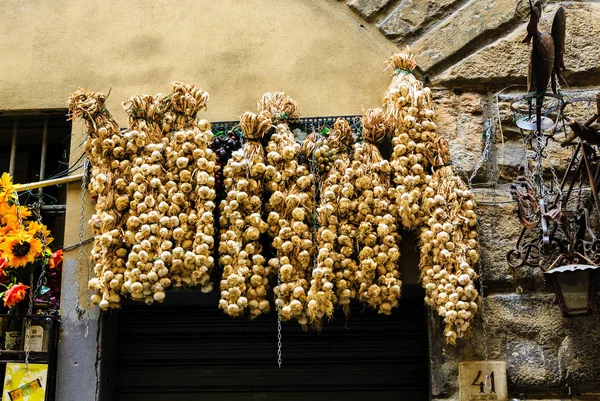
219, 112, 271, 318
307, 119, 358, 325
384, 47, 439, 231
352, 109, 402, 314
259, 92, 314, 327
420, 165, 480, 344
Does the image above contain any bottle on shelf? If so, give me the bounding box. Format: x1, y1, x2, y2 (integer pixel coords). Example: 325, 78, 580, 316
0, 311, 5, 347
4, 306, 22, 351
23, 301, 49, 353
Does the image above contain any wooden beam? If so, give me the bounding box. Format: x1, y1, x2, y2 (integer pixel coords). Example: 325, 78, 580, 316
14, 174, 83, 192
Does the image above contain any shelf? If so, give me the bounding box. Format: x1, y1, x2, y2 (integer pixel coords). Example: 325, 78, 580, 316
0, 351, 48, 355
0, 350, 49, 363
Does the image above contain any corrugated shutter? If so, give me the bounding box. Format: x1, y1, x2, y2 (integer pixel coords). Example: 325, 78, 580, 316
114, 286, 429, 401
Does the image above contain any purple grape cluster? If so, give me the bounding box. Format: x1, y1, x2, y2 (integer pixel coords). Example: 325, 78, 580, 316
210, 131, 242, 194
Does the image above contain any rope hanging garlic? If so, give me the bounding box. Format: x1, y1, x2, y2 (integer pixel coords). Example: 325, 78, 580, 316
260, 92, 315, 327
383, 47, 481, 344
218, 112, 271, 318
306, 119, 358, 325
69, 82, 213, 309
352, 109, 402, 314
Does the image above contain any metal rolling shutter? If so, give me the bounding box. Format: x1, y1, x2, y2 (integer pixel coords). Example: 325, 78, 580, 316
113, 286, 429, 401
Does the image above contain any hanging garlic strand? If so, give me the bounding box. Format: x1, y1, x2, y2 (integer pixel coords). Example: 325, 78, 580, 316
69, 88, 126, 310
259, 92, 315, 327
306, 118, 357, 325
218, 112, 271, 318
352, 109, 402, 314
384, 47, 439, 231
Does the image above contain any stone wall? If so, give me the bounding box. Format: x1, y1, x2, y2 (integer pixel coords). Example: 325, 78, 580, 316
345, 0, 600, 399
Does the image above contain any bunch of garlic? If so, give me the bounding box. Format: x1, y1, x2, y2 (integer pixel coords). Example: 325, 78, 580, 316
190, 119, 218, 292
384, 48, 439, 231
257, 92, 300, 124
419, 165, 479, 344
264, 124, 300, 236
163, 81, 210, 130
274, 176, 315, 326
71, 83, 215, 310
218, 112, 271, 318
69, 88, 126, 310
121, 93, 172, 305
257, 93, 315, 326
307, 119, 357, 324
351, 109, 402, 315
327, 120, 359, 314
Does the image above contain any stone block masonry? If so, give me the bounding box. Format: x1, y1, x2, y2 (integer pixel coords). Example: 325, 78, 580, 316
344, 0, 600, 399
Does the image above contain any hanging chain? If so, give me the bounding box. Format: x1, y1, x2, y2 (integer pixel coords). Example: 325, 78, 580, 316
76, 158, 90, 337
480, 187, 496, 388
24, 200, 50, 367
276, 262, 283, 368
467, 112, 496, 385
547, 154, 563, 199
469, 119, 494, 184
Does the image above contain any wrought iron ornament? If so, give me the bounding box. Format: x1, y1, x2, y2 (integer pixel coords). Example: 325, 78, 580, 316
508, 95, 600, 271
508, 2, 600, 272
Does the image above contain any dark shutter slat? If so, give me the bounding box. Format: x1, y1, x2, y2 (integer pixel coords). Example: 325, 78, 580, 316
115, 286, 429, 400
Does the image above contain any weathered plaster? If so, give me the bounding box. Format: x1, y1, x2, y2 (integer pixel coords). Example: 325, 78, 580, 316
0, 0, 397, 124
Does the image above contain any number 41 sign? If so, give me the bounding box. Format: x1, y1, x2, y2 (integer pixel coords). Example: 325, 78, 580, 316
459, 361, 508, 401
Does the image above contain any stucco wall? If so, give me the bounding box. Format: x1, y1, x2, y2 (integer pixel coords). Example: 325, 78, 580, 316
0, 0, 396, 123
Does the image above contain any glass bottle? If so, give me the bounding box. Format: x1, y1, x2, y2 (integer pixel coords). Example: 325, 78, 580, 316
4, 306, 22, 351
23, 301, 49, 353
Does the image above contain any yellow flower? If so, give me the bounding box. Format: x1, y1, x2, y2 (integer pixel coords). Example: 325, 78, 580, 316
0, 235, 43, 268
0, 173, 17, 204
18, 205, 31, 219
0, 204, 30, 228
27, 221, 53, 245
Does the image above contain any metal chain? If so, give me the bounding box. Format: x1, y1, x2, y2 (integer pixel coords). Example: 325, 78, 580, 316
24, 201, 50, 366
480, 188, 495, 388
24, 271, 34, 368
547, 153, 563, 199
76, 158, 90, 337
467, 112, 495, 386
469, 119, 494, 184
276, 266, 283, 368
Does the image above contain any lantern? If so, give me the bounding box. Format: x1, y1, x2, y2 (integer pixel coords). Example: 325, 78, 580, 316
544, 264, 600, 317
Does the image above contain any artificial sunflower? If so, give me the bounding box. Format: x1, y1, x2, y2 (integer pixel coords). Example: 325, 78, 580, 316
0, 203, 31, 228
0, 235, 43, 268
0, 173, 17, 204
0, 258, 9, 284
27, 221, 53, 245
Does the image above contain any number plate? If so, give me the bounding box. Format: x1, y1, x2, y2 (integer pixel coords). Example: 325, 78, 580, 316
459, 361, 507, 401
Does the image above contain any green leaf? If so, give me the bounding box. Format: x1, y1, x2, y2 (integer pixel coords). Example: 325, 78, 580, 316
39, 285, 50, 295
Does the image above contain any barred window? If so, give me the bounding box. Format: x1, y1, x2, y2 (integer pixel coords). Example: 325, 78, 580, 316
0, 114, 72, 248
